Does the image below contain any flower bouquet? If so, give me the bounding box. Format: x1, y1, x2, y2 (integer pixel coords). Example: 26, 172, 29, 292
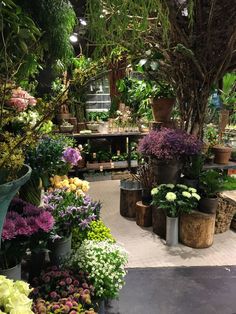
70, 240, 128, 300
31, 266, 96, 313
0, 197, 54, 271
0, 276, 33, 314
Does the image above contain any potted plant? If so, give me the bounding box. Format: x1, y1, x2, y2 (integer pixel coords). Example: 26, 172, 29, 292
69, 240, 128, 311
31, 266, 96, 313
0, 197, 54, 280
43, 183, 101, 264
199, 169, 223, 214
151, 184, 201, 246
151, 183, 201, 245
182, 154, 205, 188
138, 128, 202, 184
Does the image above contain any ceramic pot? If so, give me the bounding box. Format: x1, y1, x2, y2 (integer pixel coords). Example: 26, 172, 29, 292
166, 216, 179, 246
199, 197, 218, 214
151, 98, 175, 122
0, 262, 21, 280
213, 146, 232, 164
0, 164, 31, 247
49, 234, 72, 265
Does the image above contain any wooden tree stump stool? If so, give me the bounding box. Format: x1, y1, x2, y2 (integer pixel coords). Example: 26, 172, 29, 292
152, 206, 166, 239
120, 187, 142, 218
136, 201, 152, 227
180, 210, 216, 248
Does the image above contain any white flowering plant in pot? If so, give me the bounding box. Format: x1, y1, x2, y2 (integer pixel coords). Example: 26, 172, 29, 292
151, 184, 201, 217
69, 240, 128, 299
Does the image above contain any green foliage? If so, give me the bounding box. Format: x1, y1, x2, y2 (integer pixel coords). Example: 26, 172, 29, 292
220, 72, 236, 109
183, 154, 205, 180
72, 220, 115, 248
204, 124, 219, 147
27, 0, 77, 66
0, 0, 42, 82
222, 175, 236, 191
199, 170, 223, 197
87, 111, 109, 122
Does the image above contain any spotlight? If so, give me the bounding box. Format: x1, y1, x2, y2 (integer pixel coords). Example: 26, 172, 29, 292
69, 33, 78, 43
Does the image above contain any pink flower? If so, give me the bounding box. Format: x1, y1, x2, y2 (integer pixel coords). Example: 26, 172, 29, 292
50, 291, 58, 299
14, 216, 31, 236
65, 277, 72, 285
26, 216, 40, 235
2, 219, 16, 240
35, 211, 55, 232
62, 147, 82, 166
7, 87, 37, 111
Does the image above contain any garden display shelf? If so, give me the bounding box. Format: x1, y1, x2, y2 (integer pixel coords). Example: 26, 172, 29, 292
203, 161, 236, 171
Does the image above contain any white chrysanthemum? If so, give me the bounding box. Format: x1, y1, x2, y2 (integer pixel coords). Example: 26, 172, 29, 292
182, 191, 191, 198
192, 193, 201, 201
177, 184, 188, 189
165, 192, 176, 201
166, 184, 174, 189
188, 187, 197, 193
151, 187, 158, 195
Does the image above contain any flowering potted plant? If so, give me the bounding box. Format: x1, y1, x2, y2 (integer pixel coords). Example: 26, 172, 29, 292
43, 186, 101, 264
31, 266, 96, 313
151, 184, 201, 246
0, 276, 34, 314
138, 128, 202, 184
69, 240, 128, 311
0, 197, 54, 280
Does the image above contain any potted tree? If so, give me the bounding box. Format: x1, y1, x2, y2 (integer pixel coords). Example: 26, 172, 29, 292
151, 184, 201, 246
199, 169, 223, 214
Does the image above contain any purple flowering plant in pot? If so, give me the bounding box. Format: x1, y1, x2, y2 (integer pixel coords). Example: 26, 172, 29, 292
0, 197, 54, 270
138, 128, 202, 184
31, 266, 96, 313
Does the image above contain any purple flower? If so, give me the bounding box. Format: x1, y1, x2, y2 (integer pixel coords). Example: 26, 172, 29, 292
6, 210, 21, 220
23, 204, 42, 216
62, 147, 82, 166
2, 219, 16, 240
35, 211, 55, 232
79, 219, 90, 230
26, 216, 40, 235
14, 216, 31, 236
138, 128, 202, 159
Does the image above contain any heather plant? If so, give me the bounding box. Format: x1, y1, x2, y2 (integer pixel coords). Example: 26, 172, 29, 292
70, 240, 128, 299
0, 197, 54, 269
72, 220, 115, 248
138, 128, 202, 160
151, 184, 201, 217
43, 190, 101, 239
31, 266, 96, 313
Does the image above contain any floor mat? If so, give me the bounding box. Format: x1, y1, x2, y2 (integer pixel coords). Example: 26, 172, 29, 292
106, 266, 236, 314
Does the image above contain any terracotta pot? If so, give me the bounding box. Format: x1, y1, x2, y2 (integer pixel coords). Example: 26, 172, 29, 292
213, 146, 232, 164
199, 197, 218, 214
151, 98, 175, 122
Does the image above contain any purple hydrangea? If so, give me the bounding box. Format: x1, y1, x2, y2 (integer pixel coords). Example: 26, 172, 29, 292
138, 128, 202, 160
62, 147, 82, 166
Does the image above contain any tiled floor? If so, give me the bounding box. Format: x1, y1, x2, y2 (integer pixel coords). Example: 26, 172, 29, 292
89, 180, 236, 268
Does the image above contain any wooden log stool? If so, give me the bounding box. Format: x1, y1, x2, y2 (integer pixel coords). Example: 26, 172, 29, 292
120, 186, 142, 218
152, 206, 166, 239
136, 201, 152, 227
180, 210, 216, 248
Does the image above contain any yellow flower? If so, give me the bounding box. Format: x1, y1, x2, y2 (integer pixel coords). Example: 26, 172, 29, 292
192, 193, 201, 201
182, 191, 191, 198
69, 178, 74, 184
73, 177, 83, 187
14, 281, 32, 296
69, 183, 77, 191
61, 179, 70, 188
5, 292, 33, 314
76, 189, 85, 197
188, 187, 197, 193
82, 181, 90, 192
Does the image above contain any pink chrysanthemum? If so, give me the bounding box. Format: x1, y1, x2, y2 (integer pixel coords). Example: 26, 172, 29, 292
35, 211, 55, 232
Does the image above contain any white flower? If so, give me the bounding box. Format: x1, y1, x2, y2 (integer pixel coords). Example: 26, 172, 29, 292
192, 193, 201, 201
188, 187, 197, 193
151, 188, 158, 195
182, 191, 191, 198
177, 184, 188, 189
165, 192, 176, 202
166, 184, 174, 189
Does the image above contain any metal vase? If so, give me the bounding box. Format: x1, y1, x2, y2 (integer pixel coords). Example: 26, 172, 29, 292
166, 216, 179, 246
0, 262, 21, 280
49, 234, 72, 266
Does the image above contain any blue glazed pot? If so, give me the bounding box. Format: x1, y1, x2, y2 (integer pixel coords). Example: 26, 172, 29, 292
0, 164, 32, 247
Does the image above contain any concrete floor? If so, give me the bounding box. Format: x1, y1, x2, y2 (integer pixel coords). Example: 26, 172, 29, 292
89, 180, 236, 268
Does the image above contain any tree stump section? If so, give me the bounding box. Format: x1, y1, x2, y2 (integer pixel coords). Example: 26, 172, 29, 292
120, 187, 142, 218
180, 210, 215, 248
152, 206, 166, 239
136, 201, 152, 227
215, 192, 236, 233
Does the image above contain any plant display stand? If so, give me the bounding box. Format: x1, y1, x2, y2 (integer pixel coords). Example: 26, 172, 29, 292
120, 181, 142, 218
136, 201, 152, 227
180, 210, 215, 248
215, 191, 236, 233
152, 206, 166, 239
